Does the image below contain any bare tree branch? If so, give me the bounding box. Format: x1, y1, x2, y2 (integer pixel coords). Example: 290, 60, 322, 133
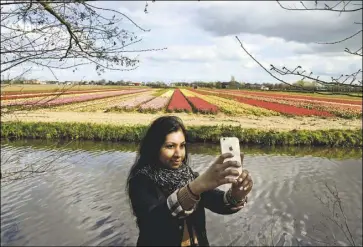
316, 30, 362, 45
236, 1, 363, 95
277, 0, 362, 12
1, 0, 166, 79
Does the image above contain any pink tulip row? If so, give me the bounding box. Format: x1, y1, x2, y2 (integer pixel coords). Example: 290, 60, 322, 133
113, 94, 156, 111
1, 88, 122, 100
3, 89, 149, 107
139, 97, 170, 112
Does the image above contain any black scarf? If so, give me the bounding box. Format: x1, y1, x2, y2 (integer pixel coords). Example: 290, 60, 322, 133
136, 162, 197, 197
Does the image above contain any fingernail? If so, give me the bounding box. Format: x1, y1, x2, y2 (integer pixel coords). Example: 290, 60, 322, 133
239, 186, 244, 191
244, 187, 248, 191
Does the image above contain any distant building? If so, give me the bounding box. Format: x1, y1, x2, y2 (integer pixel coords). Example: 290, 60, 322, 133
260, 86, 269, 91
25, 79, 41, 84
221, 82, 229, 89
46, 80, 58, 84
127, 82, 141, 86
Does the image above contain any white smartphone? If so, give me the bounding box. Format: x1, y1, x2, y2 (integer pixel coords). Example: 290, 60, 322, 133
220, 137, 242, 179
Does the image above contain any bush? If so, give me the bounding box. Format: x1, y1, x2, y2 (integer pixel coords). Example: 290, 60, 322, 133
1, 121, 361, 147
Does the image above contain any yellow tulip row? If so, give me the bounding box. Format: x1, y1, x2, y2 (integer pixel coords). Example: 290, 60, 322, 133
179, 89, 195, 97
160, 90, 175, 98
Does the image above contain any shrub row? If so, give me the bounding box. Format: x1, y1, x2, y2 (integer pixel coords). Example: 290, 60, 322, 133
1, 121, 361, 147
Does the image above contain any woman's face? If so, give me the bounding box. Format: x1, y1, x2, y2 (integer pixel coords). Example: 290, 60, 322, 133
159, 129, 186, 169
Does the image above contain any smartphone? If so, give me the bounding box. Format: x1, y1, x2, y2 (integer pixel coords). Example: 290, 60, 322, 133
220, 137, 242, 179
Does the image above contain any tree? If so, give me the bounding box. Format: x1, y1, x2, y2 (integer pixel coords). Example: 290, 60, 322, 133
1, 0, 164, 81
236, 1, 362, 96
0, 0, 165, 182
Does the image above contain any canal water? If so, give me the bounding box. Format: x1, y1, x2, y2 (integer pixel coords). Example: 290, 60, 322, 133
1, 139, 362, 246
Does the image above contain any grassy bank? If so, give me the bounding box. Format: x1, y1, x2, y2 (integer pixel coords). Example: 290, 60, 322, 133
1, 121, 362, 147
3, 139, 362, 160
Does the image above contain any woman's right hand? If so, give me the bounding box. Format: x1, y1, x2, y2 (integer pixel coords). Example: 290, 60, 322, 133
189, 153, 241, 195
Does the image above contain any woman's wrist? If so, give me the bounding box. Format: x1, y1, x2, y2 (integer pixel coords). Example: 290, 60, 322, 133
188, 178, 204, 196
177, 186, 199, 211
228, 188, 247, 205
187, 183, 200, 199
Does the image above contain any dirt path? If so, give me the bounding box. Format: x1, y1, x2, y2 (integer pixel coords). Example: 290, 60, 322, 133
2, 110, 361, 131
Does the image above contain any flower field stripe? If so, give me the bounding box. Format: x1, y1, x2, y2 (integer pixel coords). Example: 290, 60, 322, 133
112, 93, 156, 111
233, 90, 362, 107
167, 89, 192, 112
139, 90, 175, 112
199, 89, 333, 117
0, 88, 128, 100
1, 91, 106, 107
3, 89, 149, 107
159, 90, 174, 98
206, 90, 362, 119
84, 91, 152, 112
233, 93, 362, 119
189, 89, 279, 116
224, 89, 362, 105
52, 91, 149, 112
180, 89, 218, 114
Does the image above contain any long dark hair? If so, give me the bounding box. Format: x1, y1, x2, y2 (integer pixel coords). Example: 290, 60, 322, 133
125, 116, 189, 210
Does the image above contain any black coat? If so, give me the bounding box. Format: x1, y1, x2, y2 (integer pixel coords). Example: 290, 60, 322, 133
128, 173, 243, 246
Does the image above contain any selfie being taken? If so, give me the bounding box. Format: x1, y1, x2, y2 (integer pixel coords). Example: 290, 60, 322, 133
1, 1, 362, 246
126, 116, 252, 246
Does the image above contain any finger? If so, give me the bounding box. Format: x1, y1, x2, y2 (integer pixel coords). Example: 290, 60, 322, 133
221, 168, 240, 178
243, 180, 253, 191
215, 153, 234, 165
220, 160, 241, 171
240, 152, 244, 165
242, 175, 251, 187
237, 170, 249, 183
220, 177, 238, 185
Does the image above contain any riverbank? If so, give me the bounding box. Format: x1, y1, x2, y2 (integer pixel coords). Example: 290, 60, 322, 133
1, 121, 361, 147
1, 110, 362, 130
3, 139, 362, 159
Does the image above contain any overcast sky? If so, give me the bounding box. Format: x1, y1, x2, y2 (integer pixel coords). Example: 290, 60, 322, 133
11, 1, 363, 83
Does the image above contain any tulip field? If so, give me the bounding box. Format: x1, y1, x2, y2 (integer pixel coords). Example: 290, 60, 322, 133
1, 86, 361, 119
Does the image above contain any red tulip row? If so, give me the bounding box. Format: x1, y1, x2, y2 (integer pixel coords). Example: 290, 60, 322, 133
167, 89, 192, 112
180, 89, 218, 114
233, 93, 362, 119
196, 90, 333, 117
225, 89, 362, 105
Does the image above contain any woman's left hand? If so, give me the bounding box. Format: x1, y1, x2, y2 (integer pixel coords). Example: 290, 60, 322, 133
230, 169, 253, 201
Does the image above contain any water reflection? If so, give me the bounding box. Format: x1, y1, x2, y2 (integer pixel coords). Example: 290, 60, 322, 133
2, 139, 362, 160
1, 140, 362, 246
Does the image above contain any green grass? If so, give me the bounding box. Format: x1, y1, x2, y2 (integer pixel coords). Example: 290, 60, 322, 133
1, 121, 361, 147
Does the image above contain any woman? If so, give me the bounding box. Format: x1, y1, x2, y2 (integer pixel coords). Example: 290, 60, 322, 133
126, 116, 253, 246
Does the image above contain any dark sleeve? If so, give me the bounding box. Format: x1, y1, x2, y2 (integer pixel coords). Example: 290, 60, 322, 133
129, 175, 195, 221
191, 171, 243, 215
201, 188, 244, 215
